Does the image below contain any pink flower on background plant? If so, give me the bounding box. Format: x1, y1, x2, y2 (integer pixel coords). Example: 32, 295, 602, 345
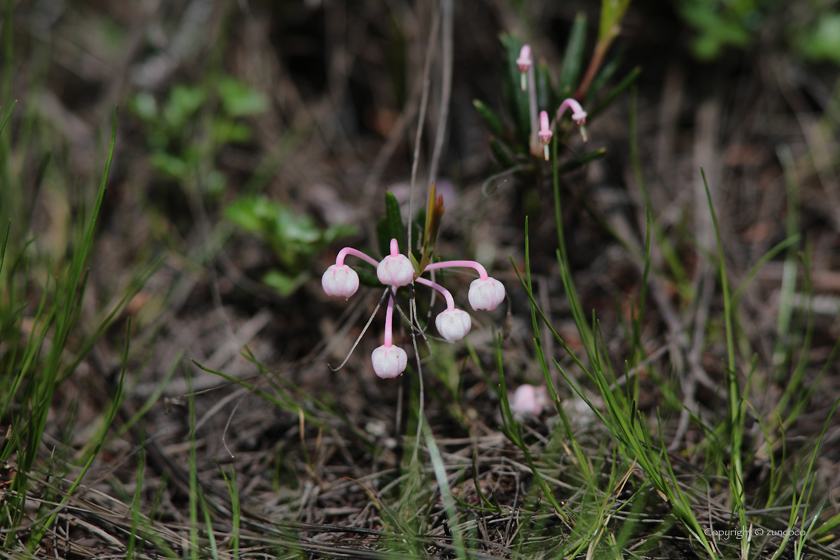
557, 97, 588, 142
510, 384, 549, 419
538, 110, 552, 161
516, 45, 532, 91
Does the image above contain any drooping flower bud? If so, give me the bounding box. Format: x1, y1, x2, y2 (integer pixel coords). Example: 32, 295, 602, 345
371, 345, 408, 378
377, 254, 414, 287
538, 110, 552, 160
321, 264, 359, 298
557, 98, 588, 142
468, 277, 505, 311
435, 308, 472, 341
378, 239, 415, 287
516, 45, 532, 92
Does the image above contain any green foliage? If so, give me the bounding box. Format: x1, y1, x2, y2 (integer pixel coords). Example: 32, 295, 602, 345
224, 195, 355, 296
131, 76, 268, 196
376, 190, 405, 257
676, 0, 840, 65
677, 0, 756, 59
795, 12, 840, 64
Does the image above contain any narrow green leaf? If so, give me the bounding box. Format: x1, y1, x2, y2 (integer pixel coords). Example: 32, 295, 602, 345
384, 190, 404, 254
557, 147, 607, 174
500, 33, 531, 147
559, 12, 588, 98
473, 99, 505, 137
588, 66, 641, 120
0, 220, 9, 276
536, 62, 555, 113
489, 136, 516, 168
586, 47, 625, 102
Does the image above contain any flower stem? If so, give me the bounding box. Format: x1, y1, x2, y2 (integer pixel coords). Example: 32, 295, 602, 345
384, 293, 395, 347
424, 260, 488, 280
415, 277, 455, 310
336, 247, 380, 268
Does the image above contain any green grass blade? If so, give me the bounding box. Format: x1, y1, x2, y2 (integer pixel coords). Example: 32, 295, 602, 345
26, 319, 129, 552
421, 421, 466, 556
216, 461, 241, 556
558, 12, 588, 98
588, 66, 641, 120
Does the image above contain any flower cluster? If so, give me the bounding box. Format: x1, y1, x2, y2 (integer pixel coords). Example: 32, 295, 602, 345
516, 44, 588, 160
322, 238, 505, 379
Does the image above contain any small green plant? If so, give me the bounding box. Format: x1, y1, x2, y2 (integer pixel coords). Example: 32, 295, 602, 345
131, 76, 268, 197
473, 5, 638, 194
224, 195, 355, 296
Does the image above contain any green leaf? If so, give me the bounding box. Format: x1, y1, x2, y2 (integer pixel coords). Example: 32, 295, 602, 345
217, 77, 269, 117
536, 62, 555, 113
131, 92, 158, 121
212, 119, 253, 144
558, 12, 588, 98
356, 266, 383, 288
587, 66, 641, 120
224, 196, 266, 233
263, 269, 309, 296
556, 147, 606, 175
324, 223, 357, 245
599, 0, 632, 44
472, 99, 505, 137
489, 136, 516, 168
586, 47, 625, 103
376, 218, 392, 258
500, 33, 531, 149
796, 13, 840, 64
163, 85, 206, 129
149, 152, 188, 179
205, 170, 227, 197
384, 190, 404, 254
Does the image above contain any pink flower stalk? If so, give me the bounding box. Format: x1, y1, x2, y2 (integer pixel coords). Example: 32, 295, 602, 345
425, 260, 506, 311
322, 245, 381, 298
556, 98, 588, 142
516, 45, 532, 92
323, 237, 505, 377
538, 110, 552, 161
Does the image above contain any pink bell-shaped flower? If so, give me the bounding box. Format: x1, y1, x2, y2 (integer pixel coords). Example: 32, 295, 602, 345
435, 308, 472, 341
377, 239, 414, 287
371, 345, 408, 379
321, 264, 359, 298
468, 277, 505, 311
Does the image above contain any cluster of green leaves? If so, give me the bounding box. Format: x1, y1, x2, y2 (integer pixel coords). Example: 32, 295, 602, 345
131, 76, 268, 197
675, 0, 840, 65
224, 196, 355, 295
